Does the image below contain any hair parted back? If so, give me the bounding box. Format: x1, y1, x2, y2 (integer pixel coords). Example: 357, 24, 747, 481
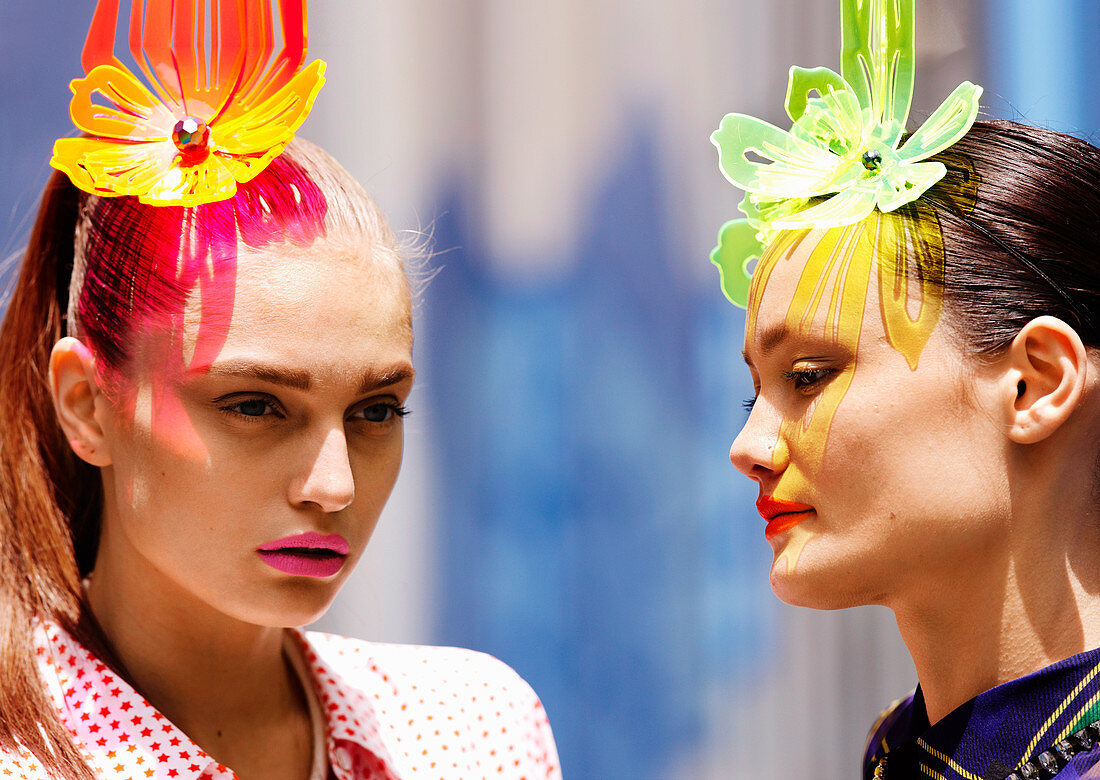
921, 120, 1100, 356
0, 137, 404, 778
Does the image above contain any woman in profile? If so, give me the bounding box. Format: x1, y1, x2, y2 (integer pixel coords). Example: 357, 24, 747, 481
712, 1, 1100, 778
0, 2, 559, 778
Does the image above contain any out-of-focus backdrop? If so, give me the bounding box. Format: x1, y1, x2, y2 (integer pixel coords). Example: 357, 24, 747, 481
2, 1, 1098, 777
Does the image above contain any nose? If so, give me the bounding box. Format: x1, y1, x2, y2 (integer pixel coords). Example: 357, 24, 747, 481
289, 426, 355, 512
729, 404, 785, 482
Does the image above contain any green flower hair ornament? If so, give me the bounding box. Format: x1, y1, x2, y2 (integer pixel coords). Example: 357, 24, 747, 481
711, 0, 983, 308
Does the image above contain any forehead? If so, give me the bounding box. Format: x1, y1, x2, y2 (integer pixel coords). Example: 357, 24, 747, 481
746, 224, 878, 350
182, 236, 412, 377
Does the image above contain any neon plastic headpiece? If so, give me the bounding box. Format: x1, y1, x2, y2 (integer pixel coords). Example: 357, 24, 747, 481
51, 0, 327, 207
710, 0, 983, 308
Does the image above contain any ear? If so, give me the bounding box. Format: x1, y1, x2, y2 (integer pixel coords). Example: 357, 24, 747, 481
1001, 316, 1089, 445
49, 337, 112, 467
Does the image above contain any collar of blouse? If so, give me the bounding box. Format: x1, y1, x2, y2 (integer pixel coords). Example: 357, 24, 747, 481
864, 646, 1100, 780
33, 622, 398, 780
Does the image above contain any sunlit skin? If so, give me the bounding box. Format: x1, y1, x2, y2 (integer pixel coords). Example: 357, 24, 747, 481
730, 220, 1100, 724
49, 236, 413, 780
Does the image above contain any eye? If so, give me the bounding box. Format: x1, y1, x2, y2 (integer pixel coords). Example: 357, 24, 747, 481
742, 397, 757, 414
219, 396, 281, 419
352, 401, 410, 424
781, 367, 836, 392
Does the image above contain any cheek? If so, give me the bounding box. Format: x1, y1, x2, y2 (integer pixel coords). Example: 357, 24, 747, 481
353, 434, 404, 506
815, 364, 988, 512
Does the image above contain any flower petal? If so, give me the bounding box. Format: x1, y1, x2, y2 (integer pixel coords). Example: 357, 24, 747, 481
712, 113, 851, 199
710, 219, 763, 309
51, 136, 175, 198
898, 81, 983, 163
140, 157, 238, 206
841, 0, 915, 133
785, 66, 853, 124
769, 187, 878, 230
68, 64, 176, 141
875, 161, 946, 212
213, 59, 327, 181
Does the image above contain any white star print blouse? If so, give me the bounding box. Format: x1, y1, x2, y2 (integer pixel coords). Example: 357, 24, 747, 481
0, 622, 561, 779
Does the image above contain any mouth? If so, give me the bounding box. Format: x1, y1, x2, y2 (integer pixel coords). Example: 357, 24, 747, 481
257, 532, 350, 578
756, 496, 816, 541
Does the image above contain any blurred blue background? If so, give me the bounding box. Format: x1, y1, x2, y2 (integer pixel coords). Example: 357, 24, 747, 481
1, 1, 1097, 777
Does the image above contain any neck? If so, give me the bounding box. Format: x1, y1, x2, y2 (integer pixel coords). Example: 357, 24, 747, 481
892, 508, 1100, 725
85, 528, 303, 753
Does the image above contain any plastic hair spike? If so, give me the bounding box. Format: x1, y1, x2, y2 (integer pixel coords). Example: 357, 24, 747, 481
710, 0, 982, 308
51, 0, 326, 207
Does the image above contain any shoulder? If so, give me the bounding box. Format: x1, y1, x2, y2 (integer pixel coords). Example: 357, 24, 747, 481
863, 692, 915, 767
304, 631, 537, 697
300, 632, 561, 777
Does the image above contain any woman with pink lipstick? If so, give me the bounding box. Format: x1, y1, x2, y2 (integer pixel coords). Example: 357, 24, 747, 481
0, 2, 559, 779
714, 1, 1100, 779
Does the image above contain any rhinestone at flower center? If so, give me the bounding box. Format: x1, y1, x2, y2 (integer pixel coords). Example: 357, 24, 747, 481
172, 117, 211, 154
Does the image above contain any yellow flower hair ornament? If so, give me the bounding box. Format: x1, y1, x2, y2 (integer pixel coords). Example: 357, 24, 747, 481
51, 0, 326, 208
710, 0, 982, 308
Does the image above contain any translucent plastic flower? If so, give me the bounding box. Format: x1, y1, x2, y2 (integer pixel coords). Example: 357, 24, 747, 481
710, 0, 982, 307
51, 0, 326, 207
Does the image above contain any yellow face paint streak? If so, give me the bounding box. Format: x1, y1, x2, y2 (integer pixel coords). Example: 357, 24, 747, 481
776, 523, 814, 576
748, 208, 949, 576
875, 207, 946, 370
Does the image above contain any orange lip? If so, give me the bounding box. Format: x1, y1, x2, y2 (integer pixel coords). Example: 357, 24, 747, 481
756, 495, 815, 540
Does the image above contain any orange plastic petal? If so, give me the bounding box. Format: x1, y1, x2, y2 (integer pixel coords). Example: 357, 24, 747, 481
247, 0, 308, 105
69, 65, 176, 141
51, 136, 175, 198
141, 157, 238, 206
214, 59, 325, 162
82, 0, 125, 72
54, 0, 326, 206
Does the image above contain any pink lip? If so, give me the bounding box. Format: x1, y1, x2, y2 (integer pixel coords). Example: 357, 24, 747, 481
257, 533, 349, 578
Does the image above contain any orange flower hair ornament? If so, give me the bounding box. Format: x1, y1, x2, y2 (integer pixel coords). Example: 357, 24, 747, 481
51, 0, 326, 207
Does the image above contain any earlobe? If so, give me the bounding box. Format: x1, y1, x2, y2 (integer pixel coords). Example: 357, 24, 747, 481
1003, 316, 1089, 445
49, 337, 112, 467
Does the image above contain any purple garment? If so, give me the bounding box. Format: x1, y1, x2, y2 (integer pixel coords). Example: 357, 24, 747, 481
863, 647, 1100, 779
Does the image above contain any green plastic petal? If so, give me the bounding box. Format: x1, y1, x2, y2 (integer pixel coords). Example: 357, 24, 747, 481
898, 82, 984, 162
876, 160, 946, 211
785, 66, 854, 124
712, 114, 841, 197
790, 89, 867, 156
711, 219, 763, 308
769, 187, 878, 231
709, 0, 982, 309
841, 0, 915, 132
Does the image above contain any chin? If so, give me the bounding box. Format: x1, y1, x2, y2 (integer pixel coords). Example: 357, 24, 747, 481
767, 546, 876, 611
232, 580, 343, 628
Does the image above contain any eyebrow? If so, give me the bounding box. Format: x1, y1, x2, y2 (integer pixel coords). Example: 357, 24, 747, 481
200, 360, 415, 394
741, 324, 794, 365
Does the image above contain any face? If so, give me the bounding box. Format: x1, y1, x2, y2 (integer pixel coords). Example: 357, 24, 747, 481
731, 221, 1012, 609
93, 235, 414, 628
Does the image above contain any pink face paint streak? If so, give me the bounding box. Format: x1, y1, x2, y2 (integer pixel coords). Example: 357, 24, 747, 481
74, 156, 330, 452
257, 532, 350, 578
77, 155, 329, 382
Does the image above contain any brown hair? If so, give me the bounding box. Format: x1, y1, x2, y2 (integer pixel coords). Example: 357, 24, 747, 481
0, 139, 404, 777
922, 120, 1100, 356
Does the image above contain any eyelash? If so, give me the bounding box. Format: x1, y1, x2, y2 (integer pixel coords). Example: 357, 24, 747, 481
217, 397, 411, 424
741, 368, 837, 414
781, 367, 836, 390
